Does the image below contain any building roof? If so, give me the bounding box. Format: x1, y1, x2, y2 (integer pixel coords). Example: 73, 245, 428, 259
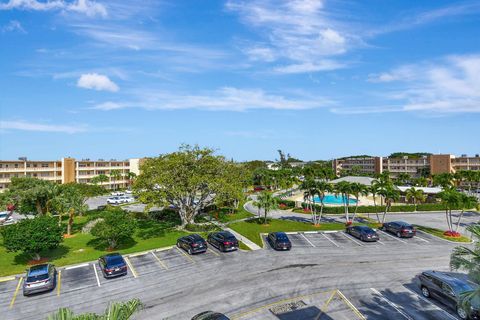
396, 186, 443, 194
329, 176, 375, 186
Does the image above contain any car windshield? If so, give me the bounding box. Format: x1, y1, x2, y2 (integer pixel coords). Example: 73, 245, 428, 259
276, 234, 289, 240
0, 213, 7, 218
106, 256, 124, 265
225, 236, 236, 241
26, 273, 49, 282
452, 281, 475, 294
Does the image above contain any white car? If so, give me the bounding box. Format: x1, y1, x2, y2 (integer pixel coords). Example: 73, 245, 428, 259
107, 196, 134, 205
0, 212, 15, 225
111, 191, 124, 196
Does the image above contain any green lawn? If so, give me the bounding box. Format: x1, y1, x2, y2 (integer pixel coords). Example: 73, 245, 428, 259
229, 218, 347, 247
415, 225, 472, 243
238, 241, 251, 251
208, 204, 255, 223
0, 216, 193, 277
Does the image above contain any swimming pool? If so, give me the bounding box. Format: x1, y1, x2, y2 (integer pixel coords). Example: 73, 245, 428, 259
312, 194, 357, 205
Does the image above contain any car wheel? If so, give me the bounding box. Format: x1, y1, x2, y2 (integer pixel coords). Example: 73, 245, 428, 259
396, 232, 401, 238
457, 306, 468, 319
421, 286, 430, 298
188, 248, 192, 255
176, 242, 180, 248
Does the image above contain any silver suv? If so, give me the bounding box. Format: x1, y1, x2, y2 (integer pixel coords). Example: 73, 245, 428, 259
23, 264, 57, 296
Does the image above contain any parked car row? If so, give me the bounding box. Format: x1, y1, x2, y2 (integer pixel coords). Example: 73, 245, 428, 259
107, 195, 134, 205
345, 220, 417, 243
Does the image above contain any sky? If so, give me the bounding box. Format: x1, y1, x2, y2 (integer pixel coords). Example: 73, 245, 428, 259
0, 0, 479, 161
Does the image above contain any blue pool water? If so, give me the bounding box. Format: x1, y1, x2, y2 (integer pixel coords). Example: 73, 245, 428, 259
312, 194, 357, 205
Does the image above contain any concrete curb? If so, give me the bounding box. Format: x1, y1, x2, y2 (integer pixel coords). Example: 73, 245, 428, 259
416, 230, 473, 244
224, 227, 262, 251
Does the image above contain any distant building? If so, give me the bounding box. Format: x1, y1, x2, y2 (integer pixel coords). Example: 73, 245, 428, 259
333, 154, 480, 178
0, 157, 143, 191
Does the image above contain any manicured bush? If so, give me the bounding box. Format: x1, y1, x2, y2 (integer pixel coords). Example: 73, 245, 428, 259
91, 211, 137, 249
185, 223, 220, 232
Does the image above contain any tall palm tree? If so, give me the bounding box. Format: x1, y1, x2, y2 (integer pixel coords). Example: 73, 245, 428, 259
405, 187, 426, 212
256, 192, 277, 224
455, 194, 479, 234
313, 181, 332, 225
395, 173, 411, 186
450, 224, 480, 313
433, 173, 455, 189
47, 298, 143, 320
369, 182, 382, 223
125, 172, 137, 190
334, 181, 353, 224
109, 169, 122, 191
350, 182, 367, 223
300, 179, 318, 224
438, 188, 461, 234
378, 186, 400, 224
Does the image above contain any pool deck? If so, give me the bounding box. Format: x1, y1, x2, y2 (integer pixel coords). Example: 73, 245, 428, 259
286, 193, 375, 206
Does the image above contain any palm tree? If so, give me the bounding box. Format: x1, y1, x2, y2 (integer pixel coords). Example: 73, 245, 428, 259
125, 172, 137, 190
256, 192, 277, 224
109, 169, 122, 191
300, 179, 318, 224
405, 187, 426, 212
450, 224, 480, 313
334, 181, 353, 224
92, 174, 109, 186
378, 186, 400, 224
313, 181, 332, 225
395, 173, 411, 186
369, 182, 382, 223
454, 194, 479, 234
414, 177, 428, 187
47, 298, 143, 320
350, 182, 367, 223
433, 173, 455, 189
438, 188, 461, 234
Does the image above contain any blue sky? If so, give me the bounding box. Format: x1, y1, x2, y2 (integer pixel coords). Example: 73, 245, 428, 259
0, 0, 479, 161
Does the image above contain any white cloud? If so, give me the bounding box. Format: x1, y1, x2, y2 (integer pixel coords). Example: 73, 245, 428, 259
1, 20, 26, 33
0, 0, 107, 17
93, 87, 332, 112
0, 120, 87, 134
226, 0, 353, 73
77, 73, 119, 92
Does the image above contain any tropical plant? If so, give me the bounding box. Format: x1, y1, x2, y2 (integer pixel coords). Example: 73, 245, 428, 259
395, 173, 411, 186
369, 182, 382, 223
134, 145, 244, 228
314, 181, 332, 225
47, 298, 143, 320
109, 169, 122, 191
125, 171, 137, 189
405, 187, 426, 212
454, 194, 479, 234
1, 216, 63, 260
450, 224, 480, 312
91, 211, 137, 249
300, 179, 318, 224
438, 189, 461, 236
255, 191, 277, 224
56, 184, 89, 235
334, 181, 353, 224
350, 182, 367, 222
433, 173, 455, 189
378, 185, 400, 224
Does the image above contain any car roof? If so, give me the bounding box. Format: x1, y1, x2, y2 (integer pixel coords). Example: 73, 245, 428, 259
391, 221, 411, 226
272, 232, 287, 236
424, 271, 475, 288
103, 253, 123, 260
216, 231, 234, 237
356, 225, 372, 230
188, 234, 204, 240
28, 264, 49, 275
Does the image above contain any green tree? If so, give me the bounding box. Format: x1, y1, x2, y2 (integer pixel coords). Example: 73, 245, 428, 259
300, 179, 318, 224
405, 187, 426, 212
1, 216, 63, 260
91, 211, 137, 249
255, 191, 277, 224
454, 194, 479, 234
450, 224, 480, 316
125, 171, 137, 190
438, 189, 461, 234
395, 173, 411, 186
334, 181, 353, 223
47, 298, 143, 320
433, 173, 455, 189
350, 182, 368, 222
56, 184, 90, 235
134, 145, 243, 228
314, 181, 332, 225
369, 182, 382, 223
378, 186, 400, 224
109, 169, 122, 191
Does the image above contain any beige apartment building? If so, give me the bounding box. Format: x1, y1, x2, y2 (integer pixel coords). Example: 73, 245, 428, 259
333, 154, 480, 177
0, 157, 143, 191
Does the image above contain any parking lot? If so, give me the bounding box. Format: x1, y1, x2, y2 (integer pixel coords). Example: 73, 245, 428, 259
1, 228, 470, 320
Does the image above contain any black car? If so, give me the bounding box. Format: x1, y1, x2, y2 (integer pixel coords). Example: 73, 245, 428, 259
177, 234, 208, 255
346, 225, 379, 242
382, 221, 416, 238
98, 253, 128, 278
267, 232, 292, 250
192, 311, 230, 320
419, 270, 479, 319
23, 264, 57, 296
207, 231, 238, 252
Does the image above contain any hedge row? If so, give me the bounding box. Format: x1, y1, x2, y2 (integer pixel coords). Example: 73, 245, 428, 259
276, 198, 464, 214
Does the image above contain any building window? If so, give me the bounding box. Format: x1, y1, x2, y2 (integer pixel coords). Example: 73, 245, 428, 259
42, 163, 49, 168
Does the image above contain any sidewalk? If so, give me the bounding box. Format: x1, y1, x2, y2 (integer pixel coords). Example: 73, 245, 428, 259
223, 227, 262, 251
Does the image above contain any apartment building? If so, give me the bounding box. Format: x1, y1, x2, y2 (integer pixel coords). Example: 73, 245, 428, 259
0, 157, 142, 191
333, 154, 480, 177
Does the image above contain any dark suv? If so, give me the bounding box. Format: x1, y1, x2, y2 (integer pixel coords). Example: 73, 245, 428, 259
98, 253, 128, 278
207, 231, 238, 252
419, 270, 479, 319
177, 234, 208, 255
23, 264, 57, 296
346, 225, 379, 242
267, 232, 292, 250
382, 221, 416, 238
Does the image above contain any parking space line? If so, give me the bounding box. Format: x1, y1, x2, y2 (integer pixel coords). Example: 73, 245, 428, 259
377, 240, 385, 245
370, 288, 413, 320
64, 263, 90, 270
322, 233, 340, 247
93, 264, 101, 287
151, 251, 168, 270
57, 270, 62, 296
9, 277, 23, 309
341, 232, 364, 246
379, 230, 408, 244
175, 246, 195, 264
124, 256, 138, 278
300, 233, 316, 247
208, 248, 220, 257
404, 287, 458, 320
414, 232, 430, 243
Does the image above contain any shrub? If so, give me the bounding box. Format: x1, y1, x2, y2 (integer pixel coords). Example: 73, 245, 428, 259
1, 216, 63, 260
91, 211, 137, 249
185, 223, 220, 232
